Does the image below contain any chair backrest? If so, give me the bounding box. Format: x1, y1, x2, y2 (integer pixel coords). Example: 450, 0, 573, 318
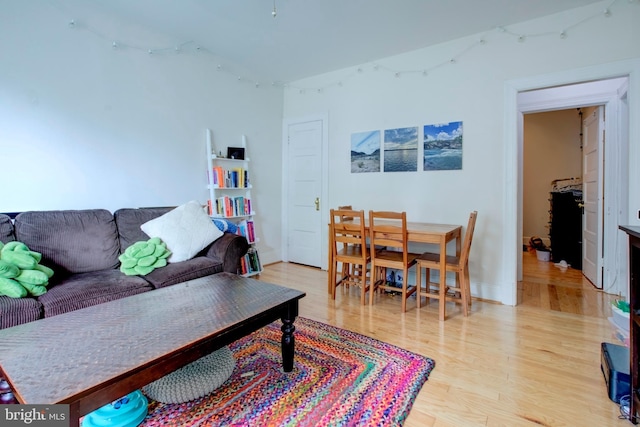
368, 210, 410, 264
459, 211, 478, 266
330, 209, 367, 257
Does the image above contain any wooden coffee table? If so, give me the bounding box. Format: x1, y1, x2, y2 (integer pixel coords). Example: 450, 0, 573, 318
0, 273, 305, 426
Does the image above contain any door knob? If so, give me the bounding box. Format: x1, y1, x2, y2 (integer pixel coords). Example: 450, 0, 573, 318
314, 197, 320, 211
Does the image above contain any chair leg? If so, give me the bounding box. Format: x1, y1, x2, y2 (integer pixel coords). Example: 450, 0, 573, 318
401, 272, 407, 313
464, 264, 472, 307
331, 259, 338, 300
425, 268, 431, 306
401, 266, 414, 313
416, 265, 422, 308
360, 263, 367, 306
340, 262, 350, 289
456, 270, 469, 317
369, 263, 377, 306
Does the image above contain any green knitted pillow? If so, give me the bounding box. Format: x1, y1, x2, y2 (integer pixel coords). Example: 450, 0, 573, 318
0, 241, 53, 298
119, 237, 172, 276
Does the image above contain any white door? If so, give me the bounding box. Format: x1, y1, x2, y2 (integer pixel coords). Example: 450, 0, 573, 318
286, 120, 323, 267
582, 107, 604, 288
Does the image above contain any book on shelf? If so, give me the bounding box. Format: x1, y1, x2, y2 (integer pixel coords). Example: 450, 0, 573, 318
210, 166, 249, 189
211, 196, 252, 218
236, 219, 256, 243
239, 247, 262, 275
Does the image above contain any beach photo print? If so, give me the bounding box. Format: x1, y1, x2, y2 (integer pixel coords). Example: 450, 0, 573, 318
383, 127, 418, 172
423, 121, 463, 171
350, 130, 381, 173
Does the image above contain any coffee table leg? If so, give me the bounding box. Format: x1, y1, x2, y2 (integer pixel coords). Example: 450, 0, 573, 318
69, 403, 80, 427
280, 301, 299, 372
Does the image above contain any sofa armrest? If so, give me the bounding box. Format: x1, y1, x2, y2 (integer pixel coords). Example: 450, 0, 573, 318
204, 233, 249, 273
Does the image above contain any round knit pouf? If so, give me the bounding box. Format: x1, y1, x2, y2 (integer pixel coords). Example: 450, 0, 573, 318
142, 346, 235, 404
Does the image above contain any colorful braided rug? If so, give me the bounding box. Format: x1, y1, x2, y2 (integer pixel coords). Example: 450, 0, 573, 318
141, 317, 435, 426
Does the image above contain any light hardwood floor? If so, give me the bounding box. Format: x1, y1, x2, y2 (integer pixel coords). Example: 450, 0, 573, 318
258, 250, 627, 427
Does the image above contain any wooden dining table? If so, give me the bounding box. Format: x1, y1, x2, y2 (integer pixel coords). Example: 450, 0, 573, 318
327, 218, 462, 321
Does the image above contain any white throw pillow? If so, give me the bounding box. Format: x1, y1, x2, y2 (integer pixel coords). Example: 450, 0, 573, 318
140, 201, 223, 263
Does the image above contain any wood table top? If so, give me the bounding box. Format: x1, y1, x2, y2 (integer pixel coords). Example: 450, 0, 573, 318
0, 273, 305, 407
340, 218, 462, 244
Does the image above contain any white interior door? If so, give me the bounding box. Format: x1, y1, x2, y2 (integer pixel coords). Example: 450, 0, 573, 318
582, 106, 604, 288
286, 120, 323, 267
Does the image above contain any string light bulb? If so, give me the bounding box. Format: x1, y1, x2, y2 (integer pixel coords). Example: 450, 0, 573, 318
272, 0, 277, 17
604, 8, 611, 16
68, 19, 75, 28
560, 31, 568, 39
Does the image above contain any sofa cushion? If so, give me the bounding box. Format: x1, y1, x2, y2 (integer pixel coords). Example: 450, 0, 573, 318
140, 201, 223, 263
0, 214, 15, 243
14, 210, 121, 275
143, 257, 223, 289
0, 295, 43, 329
114, 207, 174, 251
37, 269, 153, 317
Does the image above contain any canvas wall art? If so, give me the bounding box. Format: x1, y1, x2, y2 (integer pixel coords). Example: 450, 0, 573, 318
384, 127, 418, 172
423, 121, 463, 171
350, 130, 381, 173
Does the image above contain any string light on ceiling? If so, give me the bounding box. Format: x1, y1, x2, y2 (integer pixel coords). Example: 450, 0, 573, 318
288, 0, 630, 94
56, 0, 633, 94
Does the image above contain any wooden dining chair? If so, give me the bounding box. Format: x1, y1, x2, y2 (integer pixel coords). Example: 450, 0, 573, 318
336, 205, 364, 281
329, 208, 371, 305
368, 210, 421, 312
415, 211, 478, 319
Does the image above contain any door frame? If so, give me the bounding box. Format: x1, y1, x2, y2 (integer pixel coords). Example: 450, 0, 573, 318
502, 58, 640, 306
281, 113, 329, 269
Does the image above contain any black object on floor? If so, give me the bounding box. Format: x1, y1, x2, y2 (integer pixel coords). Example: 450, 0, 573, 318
601, 342, 630, 403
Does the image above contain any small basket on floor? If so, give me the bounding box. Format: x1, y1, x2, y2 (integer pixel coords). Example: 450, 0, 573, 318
536, 249, 551, 262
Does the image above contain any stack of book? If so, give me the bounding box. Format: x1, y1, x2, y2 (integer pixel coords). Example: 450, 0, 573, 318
211, 167, 249, 188
236, 219, 256, 243
210, 196, 252, 218
239, 247, 262, 275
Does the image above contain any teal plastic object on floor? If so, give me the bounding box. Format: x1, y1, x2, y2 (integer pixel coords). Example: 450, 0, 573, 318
82, 390, 148, 427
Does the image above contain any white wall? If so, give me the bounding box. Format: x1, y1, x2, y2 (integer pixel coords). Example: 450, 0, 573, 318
0, 2, 284, 264
282, 0, 640, 302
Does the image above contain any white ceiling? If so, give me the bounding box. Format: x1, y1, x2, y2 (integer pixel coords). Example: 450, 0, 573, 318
60, 0, 602, 82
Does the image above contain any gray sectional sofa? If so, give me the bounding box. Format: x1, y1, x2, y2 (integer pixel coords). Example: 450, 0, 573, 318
0, 207, 249, 329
